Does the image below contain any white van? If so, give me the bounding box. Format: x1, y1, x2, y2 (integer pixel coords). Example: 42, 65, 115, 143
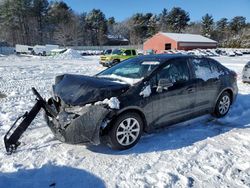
33, 44, 59, 56
15, 44, 33, 54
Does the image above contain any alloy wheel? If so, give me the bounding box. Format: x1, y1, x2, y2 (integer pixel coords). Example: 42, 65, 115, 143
116, 118, 140, 146
219, 95, 230, 115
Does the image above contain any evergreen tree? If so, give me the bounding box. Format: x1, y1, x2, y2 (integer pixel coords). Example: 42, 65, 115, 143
47, 1, 74, 46
0, 0, 33, 45
85, 9, 107, 45
201, 13, 214, 37
78, 12, 88, 45
107, 17, 116, 37
216, 18, 228, 32
32, 0, 49, 44
229, 16, 246, 36
159, 8, 168, 31
166, 7, 190, 33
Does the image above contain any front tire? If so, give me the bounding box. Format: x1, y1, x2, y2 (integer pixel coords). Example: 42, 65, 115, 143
213, 91, 231, 118
108, 112, 143, 150
109, 59, 120, 67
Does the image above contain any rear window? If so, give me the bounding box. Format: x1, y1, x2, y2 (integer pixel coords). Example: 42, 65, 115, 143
191, 58, 211, 80
190, 58, 224, 81
208, 59, 226, 72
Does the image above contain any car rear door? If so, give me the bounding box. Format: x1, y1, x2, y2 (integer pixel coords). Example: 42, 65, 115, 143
189, 57, 221, 111
149, 57, 196, 128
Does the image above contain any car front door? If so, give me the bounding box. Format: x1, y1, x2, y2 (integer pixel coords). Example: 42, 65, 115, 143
149, 58, 196, 128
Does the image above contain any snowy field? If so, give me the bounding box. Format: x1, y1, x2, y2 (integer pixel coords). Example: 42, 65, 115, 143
0, 54, 250, 188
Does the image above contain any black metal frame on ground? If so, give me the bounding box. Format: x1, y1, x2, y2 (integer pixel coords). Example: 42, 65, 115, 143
3, 88, 56, 155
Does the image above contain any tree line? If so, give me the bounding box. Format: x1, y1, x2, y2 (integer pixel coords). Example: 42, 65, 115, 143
0, 0, 249, 47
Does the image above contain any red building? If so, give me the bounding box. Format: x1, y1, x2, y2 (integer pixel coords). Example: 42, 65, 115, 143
144, 32, 217, 53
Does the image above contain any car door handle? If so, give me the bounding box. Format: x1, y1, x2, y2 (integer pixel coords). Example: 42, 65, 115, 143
186, 86, 195, 93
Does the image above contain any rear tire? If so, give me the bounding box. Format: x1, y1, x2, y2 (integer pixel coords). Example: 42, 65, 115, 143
107, 112, 143, 150
213, 91, 231, 118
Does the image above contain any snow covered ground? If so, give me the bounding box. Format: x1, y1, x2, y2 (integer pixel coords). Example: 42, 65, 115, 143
0, 54, 250, 188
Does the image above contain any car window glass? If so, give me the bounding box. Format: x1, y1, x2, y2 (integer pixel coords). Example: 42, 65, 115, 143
132, 50, 136, 56
157, 59, 189, 83
124, 50, 131, 56
99, 59, 160, 79
112, 49, 121, 55
208, 59, 219, 72
191, 58, 212, 79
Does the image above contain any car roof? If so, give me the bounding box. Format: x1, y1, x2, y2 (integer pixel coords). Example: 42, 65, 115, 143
120, 48, 136, 51
134, 54, 198, 63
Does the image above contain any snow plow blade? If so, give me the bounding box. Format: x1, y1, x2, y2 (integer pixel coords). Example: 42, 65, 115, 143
4, 88, 57, 154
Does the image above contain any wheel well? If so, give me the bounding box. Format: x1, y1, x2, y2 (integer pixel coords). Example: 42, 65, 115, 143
113, 59, 120, 62
224, 89, 233, 103
103, 109, 147, 134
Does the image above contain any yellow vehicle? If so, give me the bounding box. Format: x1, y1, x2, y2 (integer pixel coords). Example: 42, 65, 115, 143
100, 49, 137, 67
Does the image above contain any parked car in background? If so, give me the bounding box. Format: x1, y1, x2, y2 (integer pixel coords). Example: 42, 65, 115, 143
227, 51, 236, 57
16, 44, 59, 56
103, 49, 113, 55
32, 45, 59, 56
242, 61, 250, 83
100, 48, 137, 67
50, 48, 67, 56
234, 50, 243, 56
15, 44, 33, 55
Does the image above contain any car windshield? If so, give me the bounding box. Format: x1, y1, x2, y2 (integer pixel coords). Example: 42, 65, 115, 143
98, 58, 160, 84
104, 49, 112, 55
112, 49, 122, 55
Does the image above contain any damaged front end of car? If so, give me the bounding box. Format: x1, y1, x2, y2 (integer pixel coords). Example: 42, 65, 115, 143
44, 98, 111, 145
4, 74, 129, 154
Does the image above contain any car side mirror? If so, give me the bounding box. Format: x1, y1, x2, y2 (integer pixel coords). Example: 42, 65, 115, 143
122, 53, 126, 56
156, 79, 173, 93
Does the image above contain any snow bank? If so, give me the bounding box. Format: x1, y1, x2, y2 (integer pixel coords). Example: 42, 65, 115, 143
52, 49, 83, 60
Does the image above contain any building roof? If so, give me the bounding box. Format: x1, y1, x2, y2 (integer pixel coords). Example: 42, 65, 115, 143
160, 32, 217, 43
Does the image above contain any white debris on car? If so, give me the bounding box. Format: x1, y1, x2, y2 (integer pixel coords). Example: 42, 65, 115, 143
94, 97, 120, 109
140, 85, 152, 98
192, 59, 224, 81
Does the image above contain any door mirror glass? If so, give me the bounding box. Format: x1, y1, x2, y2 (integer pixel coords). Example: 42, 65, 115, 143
157, 79, 173, 93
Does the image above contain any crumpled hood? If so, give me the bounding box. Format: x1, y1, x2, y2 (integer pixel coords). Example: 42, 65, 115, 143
54, 74, 129, 106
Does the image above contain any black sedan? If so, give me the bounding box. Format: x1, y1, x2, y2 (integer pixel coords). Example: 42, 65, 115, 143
40, 54, 238, 150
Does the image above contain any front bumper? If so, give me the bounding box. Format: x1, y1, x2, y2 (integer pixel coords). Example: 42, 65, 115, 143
44, 104, 110, 145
